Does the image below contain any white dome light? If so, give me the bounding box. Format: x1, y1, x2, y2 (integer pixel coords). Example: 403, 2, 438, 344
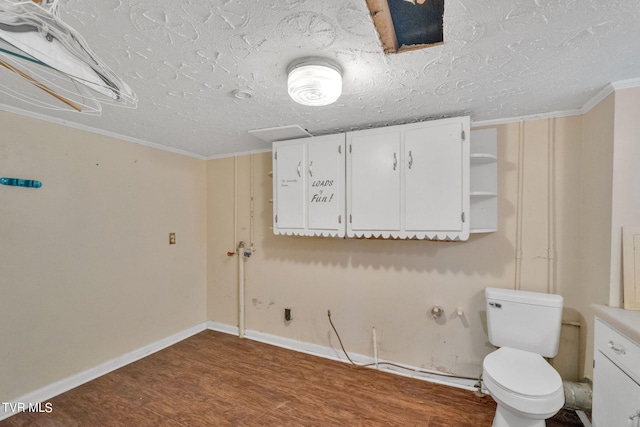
287, 58, 342, 107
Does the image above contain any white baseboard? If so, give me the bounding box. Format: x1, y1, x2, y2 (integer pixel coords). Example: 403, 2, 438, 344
0, 322, 208, 421
206, 320, 239, 336
207, 322, 478, 392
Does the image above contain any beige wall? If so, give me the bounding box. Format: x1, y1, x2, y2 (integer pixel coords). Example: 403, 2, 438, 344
0, 111, 207, 402
573, 88, 640, 379
206, 116, 590, 380
610, 87, 640, 306
577, 93, 616, 379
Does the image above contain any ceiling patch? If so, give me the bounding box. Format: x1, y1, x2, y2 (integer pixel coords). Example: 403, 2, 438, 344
277, 12, 337, 50
366, 0, 444, 54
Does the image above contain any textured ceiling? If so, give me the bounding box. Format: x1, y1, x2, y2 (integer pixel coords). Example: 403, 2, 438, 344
0, 0, 639, 158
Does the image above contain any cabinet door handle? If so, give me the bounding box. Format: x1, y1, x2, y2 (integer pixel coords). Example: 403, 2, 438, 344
309, 161, 313, 177
629, 410, 640, 427
393, 153, 398, 170
608, 340, 626, 354
297, 161, 301, 177
408, 151, 413, 169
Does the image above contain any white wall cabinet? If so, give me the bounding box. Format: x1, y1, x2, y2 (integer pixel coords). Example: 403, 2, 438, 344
272, 134, 346, 237
593, 318, 640, 427
346, 117, 470, 240
271, 117, 491, 241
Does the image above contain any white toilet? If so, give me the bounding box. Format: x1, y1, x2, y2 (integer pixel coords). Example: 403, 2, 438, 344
483, 287, 565, 427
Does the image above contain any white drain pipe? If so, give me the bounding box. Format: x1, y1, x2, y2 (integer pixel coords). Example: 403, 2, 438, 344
238, 241, 245, 338
547, 118, 557, 295
372, 327, 379, 368
514, 121, 525, 290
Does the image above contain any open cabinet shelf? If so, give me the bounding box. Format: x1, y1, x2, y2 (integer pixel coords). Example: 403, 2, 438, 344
470, 128, 497, 234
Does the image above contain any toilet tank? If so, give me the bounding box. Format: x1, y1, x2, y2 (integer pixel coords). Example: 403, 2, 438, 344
485, 287, 564, 358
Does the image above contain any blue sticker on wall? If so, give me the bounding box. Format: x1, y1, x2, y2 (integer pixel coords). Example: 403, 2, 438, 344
0, 177, 42, 188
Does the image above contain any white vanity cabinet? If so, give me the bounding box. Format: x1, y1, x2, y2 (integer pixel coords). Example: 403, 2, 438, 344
272, 134, 346, 237
593, 317, 640, 427
346, 117, 470, 240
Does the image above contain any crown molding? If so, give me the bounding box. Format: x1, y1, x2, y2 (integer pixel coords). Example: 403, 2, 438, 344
611, 77, 640, 91
4, 78, 640, 159
0, 104, 206, 160
473, 77, 640, 128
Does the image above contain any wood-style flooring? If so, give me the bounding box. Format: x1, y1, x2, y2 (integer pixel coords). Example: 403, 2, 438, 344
1, 330, 585, 426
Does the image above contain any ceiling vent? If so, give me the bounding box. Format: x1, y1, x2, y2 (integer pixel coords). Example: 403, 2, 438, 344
248, 125, 311, 143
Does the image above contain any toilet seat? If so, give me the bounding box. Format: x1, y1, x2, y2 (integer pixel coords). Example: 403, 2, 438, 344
483, 347, 564, 416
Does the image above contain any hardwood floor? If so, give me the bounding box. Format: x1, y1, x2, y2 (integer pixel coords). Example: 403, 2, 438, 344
1, 330, 584, 426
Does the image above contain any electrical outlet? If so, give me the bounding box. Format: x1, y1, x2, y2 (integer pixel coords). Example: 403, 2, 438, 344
169, 232, 176, 245
284, 308, 292, 322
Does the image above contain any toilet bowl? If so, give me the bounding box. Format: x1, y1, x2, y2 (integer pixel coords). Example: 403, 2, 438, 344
483, 347, 565, 427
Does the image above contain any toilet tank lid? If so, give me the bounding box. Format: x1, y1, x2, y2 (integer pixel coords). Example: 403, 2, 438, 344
485, 287, 563, 308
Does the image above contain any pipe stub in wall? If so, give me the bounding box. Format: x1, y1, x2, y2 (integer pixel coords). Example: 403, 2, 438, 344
430, 306, 444, 319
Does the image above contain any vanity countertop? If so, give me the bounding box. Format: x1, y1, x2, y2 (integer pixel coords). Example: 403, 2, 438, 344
591, 304, 640, 344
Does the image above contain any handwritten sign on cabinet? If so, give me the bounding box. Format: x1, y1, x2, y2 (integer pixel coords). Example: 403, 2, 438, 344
310, 180, 335, 203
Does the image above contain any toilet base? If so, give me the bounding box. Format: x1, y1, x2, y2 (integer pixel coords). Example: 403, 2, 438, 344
492, 404, 549, 427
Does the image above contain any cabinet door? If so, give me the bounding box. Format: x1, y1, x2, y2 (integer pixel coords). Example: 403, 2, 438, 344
404, 123, 463, 232
348, 130, 401, 234
307, 135, 345, 233
593, 350, 640, 427
273, 142, 305, 231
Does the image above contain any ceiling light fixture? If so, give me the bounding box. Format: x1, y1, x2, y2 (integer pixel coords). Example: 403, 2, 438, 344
287, 57, 342, 107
